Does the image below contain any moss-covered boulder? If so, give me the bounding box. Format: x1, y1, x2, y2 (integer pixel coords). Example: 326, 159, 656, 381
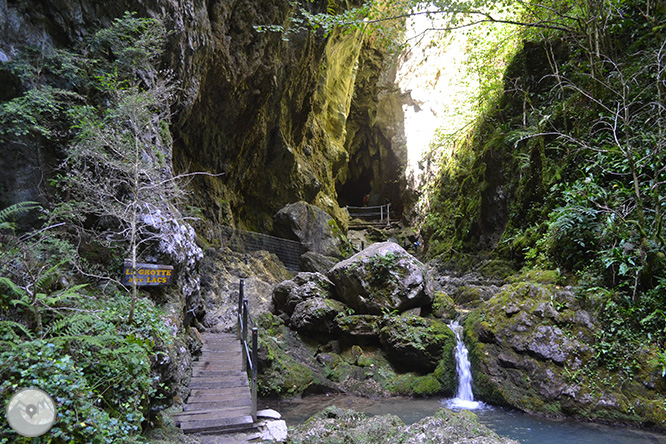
466, 281, 666, 428
327, 242, 434, 315
431, 291, 457, 321
288, 406, 519, 444
256, 313, 335, 397
272, 272, 335, 320
290, 297, 347, 335
379, 316, 455, 374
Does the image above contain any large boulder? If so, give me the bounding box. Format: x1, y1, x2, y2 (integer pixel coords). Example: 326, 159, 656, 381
466, 282, 666, 428
272, 272, 334, 320
290, 297, 347, 334
379, 316, 456, 374
273, 201, 344, 258
300, 251, 339, 274
327, 242, 434, 315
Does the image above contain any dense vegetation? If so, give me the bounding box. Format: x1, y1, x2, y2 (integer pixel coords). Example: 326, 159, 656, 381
0, 14, 185, 442
290, 0, 666, 408
416, 1, 666, 379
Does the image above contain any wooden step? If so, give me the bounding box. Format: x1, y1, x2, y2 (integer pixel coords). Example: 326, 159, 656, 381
188, 387, 251, 398
184, 398, 252, 411
178, 414, 255, 434
174, 405, 252, 420
189, 377, 248, 386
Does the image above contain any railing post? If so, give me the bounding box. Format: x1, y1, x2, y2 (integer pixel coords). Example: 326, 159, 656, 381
237, 278, 244, 340
380, 205, 384, 221
251, 327, 258, 421
386, 203, 390, 227
242, 298, 249, 371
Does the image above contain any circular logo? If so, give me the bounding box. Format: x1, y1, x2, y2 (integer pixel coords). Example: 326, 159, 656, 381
6, 388, 56, 437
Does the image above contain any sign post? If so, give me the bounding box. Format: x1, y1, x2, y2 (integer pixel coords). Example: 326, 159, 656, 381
122, 261, 174, 286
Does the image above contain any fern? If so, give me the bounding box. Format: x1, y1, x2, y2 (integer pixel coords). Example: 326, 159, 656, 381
0, 320, 34, 342
49, 311, 108, 338
0, 201, 39, 230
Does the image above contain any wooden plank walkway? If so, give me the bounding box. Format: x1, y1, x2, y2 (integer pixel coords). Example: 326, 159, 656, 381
173, 332, 256, 434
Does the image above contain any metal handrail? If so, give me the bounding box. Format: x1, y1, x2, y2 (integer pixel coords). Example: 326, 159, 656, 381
236, 279, 258, 421
346, 203, 391, 224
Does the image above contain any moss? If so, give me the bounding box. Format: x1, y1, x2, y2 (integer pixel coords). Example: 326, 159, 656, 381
478, 259, 516, 280
432, 291, 456, 320
413, 375, 442, 396
508, 268, 563, 285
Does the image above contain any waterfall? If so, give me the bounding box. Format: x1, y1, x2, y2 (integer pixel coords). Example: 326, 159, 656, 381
445, 320, 482, 410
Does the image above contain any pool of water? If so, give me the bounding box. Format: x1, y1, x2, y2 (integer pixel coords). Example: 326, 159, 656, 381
261, 394, 666, 444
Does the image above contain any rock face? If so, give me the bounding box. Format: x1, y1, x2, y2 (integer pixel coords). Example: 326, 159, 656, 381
290, 297, 346, 335
200, 247, 292, 331
0, 0, 403, 237
272, 272, 334, 321
327, 242, 434, 315
289, 406, 519, 444
273, 201, 344, 258
300, 251, 339, 274
466, 282, 666, 427
380, 316, 456, 374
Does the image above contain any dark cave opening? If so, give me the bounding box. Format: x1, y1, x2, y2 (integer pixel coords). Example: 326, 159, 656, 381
336, 144, 405, 219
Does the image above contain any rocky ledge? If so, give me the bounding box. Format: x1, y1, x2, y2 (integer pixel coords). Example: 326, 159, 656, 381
288, 405, 519, 444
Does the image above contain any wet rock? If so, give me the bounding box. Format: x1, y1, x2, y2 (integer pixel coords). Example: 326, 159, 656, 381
273, 201, 344, 258
290, 297, 347, 335
465, 281, 666, 428
379, 316, 455, 373
327, 242, 434, 315
300, 251, 339, 274
289, 406, 519, 444
272, 272, 334, 319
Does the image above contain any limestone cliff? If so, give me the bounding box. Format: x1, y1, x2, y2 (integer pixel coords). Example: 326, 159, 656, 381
1, 0, 407, 236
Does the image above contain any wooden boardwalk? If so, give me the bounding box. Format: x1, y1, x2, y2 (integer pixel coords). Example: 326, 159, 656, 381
173, 332, 256, 434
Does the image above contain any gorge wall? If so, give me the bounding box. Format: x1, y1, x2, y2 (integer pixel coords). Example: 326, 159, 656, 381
0, 0, 407, 234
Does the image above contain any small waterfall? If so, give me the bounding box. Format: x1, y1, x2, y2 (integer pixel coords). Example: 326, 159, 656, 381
445, 320, 482, 410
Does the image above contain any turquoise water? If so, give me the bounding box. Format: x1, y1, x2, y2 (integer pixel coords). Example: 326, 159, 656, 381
262, 395, 666, 444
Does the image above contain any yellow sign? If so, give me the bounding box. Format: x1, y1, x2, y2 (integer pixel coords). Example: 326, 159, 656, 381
122, 261, 173, 286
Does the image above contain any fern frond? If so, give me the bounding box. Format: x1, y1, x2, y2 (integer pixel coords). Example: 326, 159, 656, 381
0, 201, 40, 229
0, 277, 27, 298
0, 320, 33, 340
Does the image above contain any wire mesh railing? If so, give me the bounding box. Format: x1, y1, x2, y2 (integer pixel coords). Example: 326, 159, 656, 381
220, 226, 305, 273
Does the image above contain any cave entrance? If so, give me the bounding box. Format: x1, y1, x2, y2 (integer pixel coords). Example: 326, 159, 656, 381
336, 142, 404, 219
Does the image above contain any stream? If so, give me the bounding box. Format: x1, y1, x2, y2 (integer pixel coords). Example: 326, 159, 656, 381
261, 394, 666, 444
262, 320, 666, 443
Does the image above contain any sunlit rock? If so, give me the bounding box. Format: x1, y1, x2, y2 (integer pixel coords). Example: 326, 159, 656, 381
327, 242, 433, 315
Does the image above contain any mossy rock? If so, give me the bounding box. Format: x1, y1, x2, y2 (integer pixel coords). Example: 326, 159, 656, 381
379, 316, 456, 374
478, 259, 516, 280
432, 291, 456, 321
508, 268, 563, 285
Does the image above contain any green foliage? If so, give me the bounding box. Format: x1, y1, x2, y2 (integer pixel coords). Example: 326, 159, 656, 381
0, 12, 182, 441
0, 201, 39, 231
366, 252, 402, 282
0, 286, 173, 443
